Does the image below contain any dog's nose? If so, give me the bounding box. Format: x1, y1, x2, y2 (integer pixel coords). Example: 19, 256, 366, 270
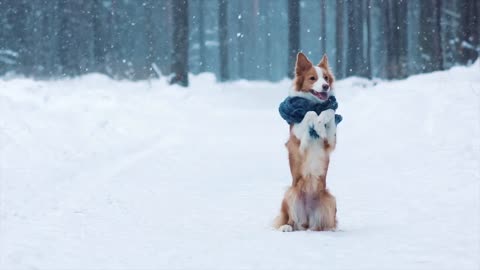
322, 84, 329, 91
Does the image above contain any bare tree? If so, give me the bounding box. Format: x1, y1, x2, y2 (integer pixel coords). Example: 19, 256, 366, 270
384, 0, 408, 79
346, 0, 363, 77
58, 0, 77, 76
170, 0, 189, 86
335, 0, 345, 78
218, 0, 229, 82
265, 0, 274, 80
198, 0, 206, 73
144, 0, 157, 79
420, 0, 443, 72
92, 0, 106, 73
237, 1, 246, 79
458, 0, 479, 64
366, 0, 372, 79
320, 0, 327, 53
287, 0, 300, 78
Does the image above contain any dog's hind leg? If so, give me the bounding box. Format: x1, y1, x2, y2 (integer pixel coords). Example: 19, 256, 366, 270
310, 190, 337, 231
275, 187, 307, 232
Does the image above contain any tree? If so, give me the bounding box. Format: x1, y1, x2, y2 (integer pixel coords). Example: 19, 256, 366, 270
320, 0, 327, 54
10, 0, 33, 76
264, 0, 274, 80
383, 0, 408, 79
144, 0, 158, 79
158, 0, 174, 76
218, 0, 229, 82
458, 0, 480, 64
237, 1, 246, 79
92, 0, 107, 73
335, 0, 345, 78
170, 0, 189, 87
58, 0, 78, 76
287, 0, 300, 78
197, 0, 207, 73
366, 0, 372, 79
419, 0, 443, 72
346, 0, 363, 77
406, 0, 422, 75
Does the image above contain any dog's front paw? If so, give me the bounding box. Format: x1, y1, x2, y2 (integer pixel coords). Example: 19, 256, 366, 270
279, 224, 293, 232
303, 111, 318, 124
313, 123, 327, 139
317, 109, 335, 125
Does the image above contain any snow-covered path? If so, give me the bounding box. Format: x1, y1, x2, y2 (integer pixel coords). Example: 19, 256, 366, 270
1, 64, 479, 270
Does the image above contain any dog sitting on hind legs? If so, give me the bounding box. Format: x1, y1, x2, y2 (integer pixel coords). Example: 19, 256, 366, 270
274, 52, 338, 232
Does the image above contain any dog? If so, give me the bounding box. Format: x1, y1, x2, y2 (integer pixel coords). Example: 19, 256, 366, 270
274, 52, 338, 232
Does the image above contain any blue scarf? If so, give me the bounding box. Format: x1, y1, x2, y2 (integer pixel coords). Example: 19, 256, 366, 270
279, 95, 343, 138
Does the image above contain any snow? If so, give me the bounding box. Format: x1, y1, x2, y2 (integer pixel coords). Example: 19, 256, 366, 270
1, 63, 479, 269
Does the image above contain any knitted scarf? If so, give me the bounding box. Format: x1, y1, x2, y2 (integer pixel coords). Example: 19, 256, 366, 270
278, 95, 343, 138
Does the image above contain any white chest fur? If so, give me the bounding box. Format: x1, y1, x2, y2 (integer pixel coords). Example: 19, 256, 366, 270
292, 119, 329, 179
301, 138, 328, 178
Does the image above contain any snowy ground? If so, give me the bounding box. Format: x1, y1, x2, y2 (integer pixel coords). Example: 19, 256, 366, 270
1, 63, 479, 270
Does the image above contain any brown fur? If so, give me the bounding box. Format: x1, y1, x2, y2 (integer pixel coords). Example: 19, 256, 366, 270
274, 53, 338, 232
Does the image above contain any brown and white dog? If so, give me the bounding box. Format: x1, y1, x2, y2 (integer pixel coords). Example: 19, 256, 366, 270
274, 52, 338, 232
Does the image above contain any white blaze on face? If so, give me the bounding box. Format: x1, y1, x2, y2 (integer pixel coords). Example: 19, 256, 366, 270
312, 66, 329, 92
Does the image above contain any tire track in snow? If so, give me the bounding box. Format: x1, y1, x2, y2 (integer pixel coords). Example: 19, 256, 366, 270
44, 134, 185, 217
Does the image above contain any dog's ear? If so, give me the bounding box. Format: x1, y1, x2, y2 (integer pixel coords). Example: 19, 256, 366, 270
319, 54, 335, 85
295, 52, 313, 75
318, 54, 330, 68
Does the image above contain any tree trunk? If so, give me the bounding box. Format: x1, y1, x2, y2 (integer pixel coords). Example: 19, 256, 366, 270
265, 0, 273, 80
335, 0, 345, 78
431, 0, 443, 71
320, 0, 327, 53
346, 0, 363, 77
396, 0, 408, 78
218, 0, 229, 82
383, 0, 394, 79
420, 0, 443, 72
237, 1, 245, 79
58, 0, 76, 76
287, 0, 300, 78
92, 0, 106, 73
144, 0, 157, 79
107, 0, 120, 78
366, 0, 372, 79
198, 0, 206, 73
458, 0, 479, 64
383, 0, 408, 79
170, 0, 189, 86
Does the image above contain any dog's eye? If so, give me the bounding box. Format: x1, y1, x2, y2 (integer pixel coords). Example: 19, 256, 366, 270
324, 76, 328, 81
310, 76, 316, 80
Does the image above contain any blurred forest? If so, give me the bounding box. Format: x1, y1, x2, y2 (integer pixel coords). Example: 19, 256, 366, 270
0, 0, 479, 86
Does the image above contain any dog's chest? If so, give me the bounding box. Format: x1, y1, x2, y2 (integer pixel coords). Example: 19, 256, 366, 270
302, 140, 328, 178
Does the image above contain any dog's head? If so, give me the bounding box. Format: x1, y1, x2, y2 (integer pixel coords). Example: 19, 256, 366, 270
292, 52, 335, 102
